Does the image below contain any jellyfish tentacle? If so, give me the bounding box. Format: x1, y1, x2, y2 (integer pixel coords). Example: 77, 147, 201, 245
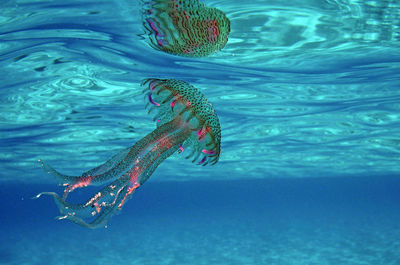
35, 177, 120, 216
63, 185, 131, 229
38, 146, 131, 188
37, 117, 191, 228
38, 160, 73, 186
35, 175, 134, 228
81, 147, 131, 178
136, 117, 191, 184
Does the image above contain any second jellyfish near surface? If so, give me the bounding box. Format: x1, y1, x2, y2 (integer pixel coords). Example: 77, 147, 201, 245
36, 79, 221, 228
142, 0, 230, 57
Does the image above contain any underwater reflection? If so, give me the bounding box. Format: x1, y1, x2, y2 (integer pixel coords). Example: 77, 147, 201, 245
142, 0, 230, 56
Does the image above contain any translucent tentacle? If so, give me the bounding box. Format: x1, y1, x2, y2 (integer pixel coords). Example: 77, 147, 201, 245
39, 147, 131, 187
81, 147, 131, 178
34, 174, 138, 229
37, 117, 192, 228
63, 187, 128, 229
39, 160, 73, 186
39, 145, 143, 200
35, 185, 132, 229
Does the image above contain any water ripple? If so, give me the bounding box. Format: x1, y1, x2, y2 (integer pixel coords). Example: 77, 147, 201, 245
0, 0, 399, 183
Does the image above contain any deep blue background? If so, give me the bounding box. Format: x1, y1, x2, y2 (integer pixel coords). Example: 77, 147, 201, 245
1, 176, 399, 264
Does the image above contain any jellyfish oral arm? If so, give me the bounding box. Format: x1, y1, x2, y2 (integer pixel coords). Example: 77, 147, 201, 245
39, 146, 133, 199
134, 116, 192, 185
36, 117, 192, 228
39, 116, 190, 197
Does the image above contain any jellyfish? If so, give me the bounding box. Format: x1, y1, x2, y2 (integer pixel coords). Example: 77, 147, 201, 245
35, 79, 221, 228
142, 0, 230, 57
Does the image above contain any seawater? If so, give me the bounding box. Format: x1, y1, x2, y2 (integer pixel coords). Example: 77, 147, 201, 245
0, 0, 399, 264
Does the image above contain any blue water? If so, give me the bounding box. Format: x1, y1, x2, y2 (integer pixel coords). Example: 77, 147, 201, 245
2, 178, 400, 264
1, 0, 400, 264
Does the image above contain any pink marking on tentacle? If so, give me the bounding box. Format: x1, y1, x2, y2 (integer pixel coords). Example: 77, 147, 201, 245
85, 191, 102, 209
117, 169, 140, 210
118, 184, 139, 210
149, 82, 156, 91
93, 202, 102, 214
197, 128, 204, 139
129, 169, 139, 185
146, 19, 162, 37
110, 185, 126, 207
146, 18, 167, 47
157, 38, 167, 47
202, 149, 215, 155
148, 93, 160, 106
198, 156, 207, 165
170, 99, 177, 108
197, 125, 211, 141
64, 176, 92, 195
178, 145, 184, 153
197, 128, 206, 140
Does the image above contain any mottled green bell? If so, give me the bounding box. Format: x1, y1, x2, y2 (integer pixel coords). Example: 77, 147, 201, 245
143, 0, 230, 57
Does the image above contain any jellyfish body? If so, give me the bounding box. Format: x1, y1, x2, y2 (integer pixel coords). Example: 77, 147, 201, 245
142, 0, 230, 56
36, 79, 221, 228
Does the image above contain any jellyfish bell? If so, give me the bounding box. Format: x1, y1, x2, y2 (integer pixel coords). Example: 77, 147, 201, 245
142, 0, 230, 57
143, 78, 221, 165
35, 79, 221, 228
